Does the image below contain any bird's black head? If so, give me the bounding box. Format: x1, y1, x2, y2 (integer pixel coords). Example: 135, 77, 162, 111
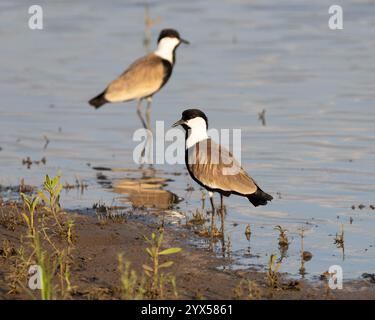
181, 109, 208, 124
172, 109, 208, 130
157, 29, 189, 44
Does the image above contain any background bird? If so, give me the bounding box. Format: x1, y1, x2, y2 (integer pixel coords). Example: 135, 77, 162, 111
89, 28, 189, 132
173, 108, 273, 236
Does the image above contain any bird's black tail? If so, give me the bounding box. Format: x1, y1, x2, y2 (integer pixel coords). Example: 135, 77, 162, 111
89, 91, 108, 109
247, 188, 273, 207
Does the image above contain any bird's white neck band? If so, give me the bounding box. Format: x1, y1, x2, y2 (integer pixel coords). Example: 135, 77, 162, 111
154, 37, 179, 64
185, 117, 209, 149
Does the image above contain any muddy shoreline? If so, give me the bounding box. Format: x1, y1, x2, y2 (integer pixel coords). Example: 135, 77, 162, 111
1, 198, 375, 300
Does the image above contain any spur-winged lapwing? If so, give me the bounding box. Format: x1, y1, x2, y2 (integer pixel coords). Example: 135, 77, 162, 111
89, 29, 189, 130
173, 109, 273, 235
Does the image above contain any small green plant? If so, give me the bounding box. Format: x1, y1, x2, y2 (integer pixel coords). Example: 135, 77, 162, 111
65, 219, 75, 245
9, 173, 76, 300
334, 223, 344, 248
19, 192, 56, 299
118, 254, 146, 300
274, 225, 289, 247
266, 254, 282, 289
57, 248, 75, 298
233, 279, 261, 300
20, 193, 39, 237
33, 231, 57, 300
38, 174, 64, 233
334, 223, 345, 260
143, 231, 181, 298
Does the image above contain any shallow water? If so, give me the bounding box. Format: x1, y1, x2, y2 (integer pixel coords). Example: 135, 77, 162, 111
1, 0, 375, 280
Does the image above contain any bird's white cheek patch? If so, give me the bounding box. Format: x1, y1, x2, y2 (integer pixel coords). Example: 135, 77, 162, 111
185, 117, 207, 130
154, 37, 180, 63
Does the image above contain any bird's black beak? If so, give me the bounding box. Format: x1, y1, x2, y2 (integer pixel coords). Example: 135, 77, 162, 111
172, 119, 185, 127
180, 38, 190, 45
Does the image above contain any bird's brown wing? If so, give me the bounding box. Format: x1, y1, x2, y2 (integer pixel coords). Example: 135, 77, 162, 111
187, 139, 258, 195
104, 54, 167, 102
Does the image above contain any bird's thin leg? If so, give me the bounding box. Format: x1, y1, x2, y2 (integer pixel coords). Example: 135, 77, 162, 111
145, 97, 153, 165
136, 99, 149, 161
209, 191, 216, 235
136, 99, 147, 129
220, 193, 225, 236
218, 193, 227, 254
145, 96, 152, 132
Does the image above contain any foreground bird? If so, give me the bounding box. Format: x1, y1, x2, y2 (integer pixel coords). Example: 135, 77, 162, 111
173, 109, 273, 235
89, 29, 189, 131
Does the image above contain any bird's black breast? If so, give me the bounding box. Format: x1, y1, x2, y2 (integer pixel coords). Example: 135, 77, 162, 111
184, 142, 217, 194
160, 59, 173, 89
184, 146, 208, 190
